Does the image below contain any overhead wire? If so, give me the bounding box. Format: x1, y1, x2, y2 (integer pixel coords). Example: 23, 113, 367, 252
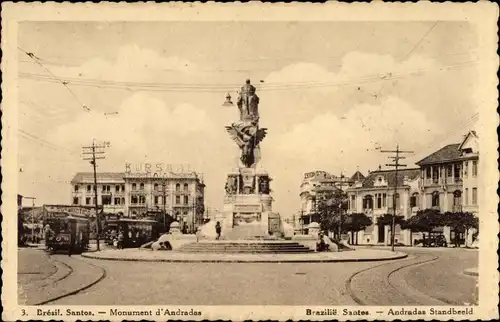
18, 59, 478, 93
18, 47, 90, 112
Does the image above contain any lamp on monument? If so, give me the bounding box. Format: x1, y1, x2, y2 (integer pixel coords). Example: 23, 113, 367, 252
222, 93, 233, 106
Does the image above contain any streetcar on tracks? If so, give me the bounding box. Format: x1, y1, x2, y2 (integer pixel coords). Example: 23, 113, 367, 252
44, 214, 90, 254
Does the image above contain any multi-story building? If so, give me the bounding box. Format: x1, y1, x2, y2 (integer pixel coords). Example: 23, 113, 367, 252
71, 171, 206, 232
346, 168, 421, 245
296, 170, 360, 234
415, 130, 479, 244
459, 131, 479, 216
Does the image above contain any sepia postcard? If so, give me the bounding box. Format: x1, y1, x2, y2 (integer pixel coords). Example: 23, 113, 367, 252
1, 2, 499, 321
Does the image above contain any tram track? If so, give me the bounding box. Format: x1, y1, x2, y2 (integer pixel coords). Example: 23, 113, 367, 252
33, 254, 107, 305
345, 251, 441, 305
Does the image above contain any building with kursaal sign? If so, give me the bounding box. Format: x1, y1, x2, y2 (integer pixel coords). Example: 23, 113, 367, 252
70, 170, 205, 233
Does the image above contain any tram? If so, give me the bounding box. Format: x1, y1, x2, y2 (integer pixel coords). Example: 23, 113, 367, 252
45, 214, 90, 254
104, 218, 157, 248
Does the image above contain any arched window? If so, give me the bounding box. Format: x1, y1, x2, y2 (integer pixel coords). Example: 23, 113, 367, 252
132, 183, 137, 191
431, 191, 440, 208
184, 183, 189, 193
154, 183, 158, 191
176, 183, 180, 192
74, 185, 79, 192
363, 195, 374, 210
139, 183, 144, 190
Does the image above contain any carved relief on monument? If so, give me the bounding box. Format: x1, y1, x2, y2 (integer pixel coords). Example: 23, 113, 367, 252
258, 176, 270, 194
225, 175, 238, 195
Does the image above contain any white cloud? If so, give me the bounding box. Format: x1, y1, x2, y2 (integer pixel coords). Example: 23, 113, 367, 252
51, 44, 197, 82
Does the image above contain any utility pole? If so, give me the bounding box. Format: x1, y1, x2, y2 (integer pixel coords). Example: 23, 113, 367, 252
82, 139, 108, 251
24, 197, 36, 243
381, 144, 413, 252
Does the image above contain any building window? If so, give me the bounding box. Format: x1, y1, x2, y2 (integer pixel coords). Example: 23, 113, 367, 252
184, 195, 189, 204
121, 197, 125, 205
154, 196, 159, 204
116, 185, 120, 193
363, 195, 373, 210
87, 185, 91, 192
410, 193, 418, 208
85, 197, 91, 205
139, 195, 146, 204
73, 197, 79, 205
121, 185, 125, 191
453, 190, 462, 210
426, 167, 431, 179
431, 191, 440, 208
465, 188, 469, 205
140, 183, 144, 190
463, 161, 468, 177
114, 198, 121, 205
376, 194, 383, 209
132, 183, 137, 191
154, 183, 158, 191
176, 183, 180, 192
350, 195, 356, 210
446, 165, 453, 177
131, 196, 138, 204
184, 183, 189, 193
432, 166, 439, 183
176, 196, 181, 204
102, 195, 112, 205
472, 188, 477, 205
472, 161, 477, 176
454, 164, 461, 181
74, 185, 79, 192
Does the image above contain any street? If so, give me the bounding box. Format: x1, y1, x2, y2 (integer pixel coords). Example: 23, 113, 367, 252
18, 247, 478, 306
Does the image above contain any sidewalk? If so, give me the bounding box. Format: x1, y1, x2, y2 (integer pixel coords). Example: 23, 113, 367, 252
82, 248, 408, 263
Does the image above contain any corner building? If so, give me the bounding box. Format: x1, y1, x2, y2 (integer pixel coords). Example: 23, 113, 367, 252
70, 171, 205, 232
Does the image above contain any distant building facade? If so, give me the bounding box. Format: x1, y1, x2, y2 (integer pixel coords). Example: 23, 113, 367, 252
343, 130, 479, 246
71, 171, 206, 232
346, 168, 421, 245
297, 170, 360, 234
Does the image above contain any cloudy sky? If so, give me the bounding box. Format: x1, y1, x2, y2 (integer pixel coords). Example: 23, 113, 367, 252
17, 21, 480, 216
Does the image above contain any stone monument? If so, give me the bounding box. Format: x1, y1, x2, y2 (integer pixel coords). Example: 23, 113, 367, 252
222, 79, 276, 239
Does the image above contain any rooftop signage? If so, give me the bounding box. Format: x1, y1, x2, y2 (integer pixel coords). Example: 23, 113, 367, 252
124, 163, 201, 179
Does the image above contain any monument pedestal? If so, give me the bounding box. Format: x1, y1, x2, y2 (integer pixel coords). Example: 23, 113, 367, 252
219, 167, 277, 240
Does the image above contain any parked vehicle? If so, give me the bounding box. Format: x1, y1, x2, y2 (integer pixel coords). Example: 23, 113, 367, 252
422, 235, 447, 247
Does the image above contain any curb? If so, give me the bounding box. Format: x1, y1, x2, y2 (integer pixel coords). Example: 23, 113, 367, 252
34, 257, 107, 305
81, 251, 408, 263
463, 268, 479, 277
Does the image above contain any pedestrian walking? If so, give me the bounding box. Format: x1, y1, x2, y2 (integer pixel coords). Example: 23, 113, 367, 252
215, 221, 222, 240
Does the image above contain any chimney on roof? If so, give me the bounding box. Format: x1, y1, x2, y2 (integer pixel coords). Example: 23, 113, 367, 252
378, 164, 382, 171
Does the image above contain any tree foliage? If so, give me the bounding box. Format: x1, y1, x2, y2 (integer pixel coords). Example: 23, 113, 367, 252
315, 189, 348, 233
344, 213, 373, 232
376, 213, 406, 228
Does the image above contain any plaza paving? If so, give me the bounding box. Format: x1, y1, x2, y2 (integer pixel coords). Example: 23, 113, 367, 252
18, 247, 478, 306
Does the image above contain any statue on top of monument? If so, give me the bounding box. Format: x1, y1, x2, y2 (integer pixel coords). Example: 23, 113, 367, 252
237, 79, 260, 123
226, 79, 268, 168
